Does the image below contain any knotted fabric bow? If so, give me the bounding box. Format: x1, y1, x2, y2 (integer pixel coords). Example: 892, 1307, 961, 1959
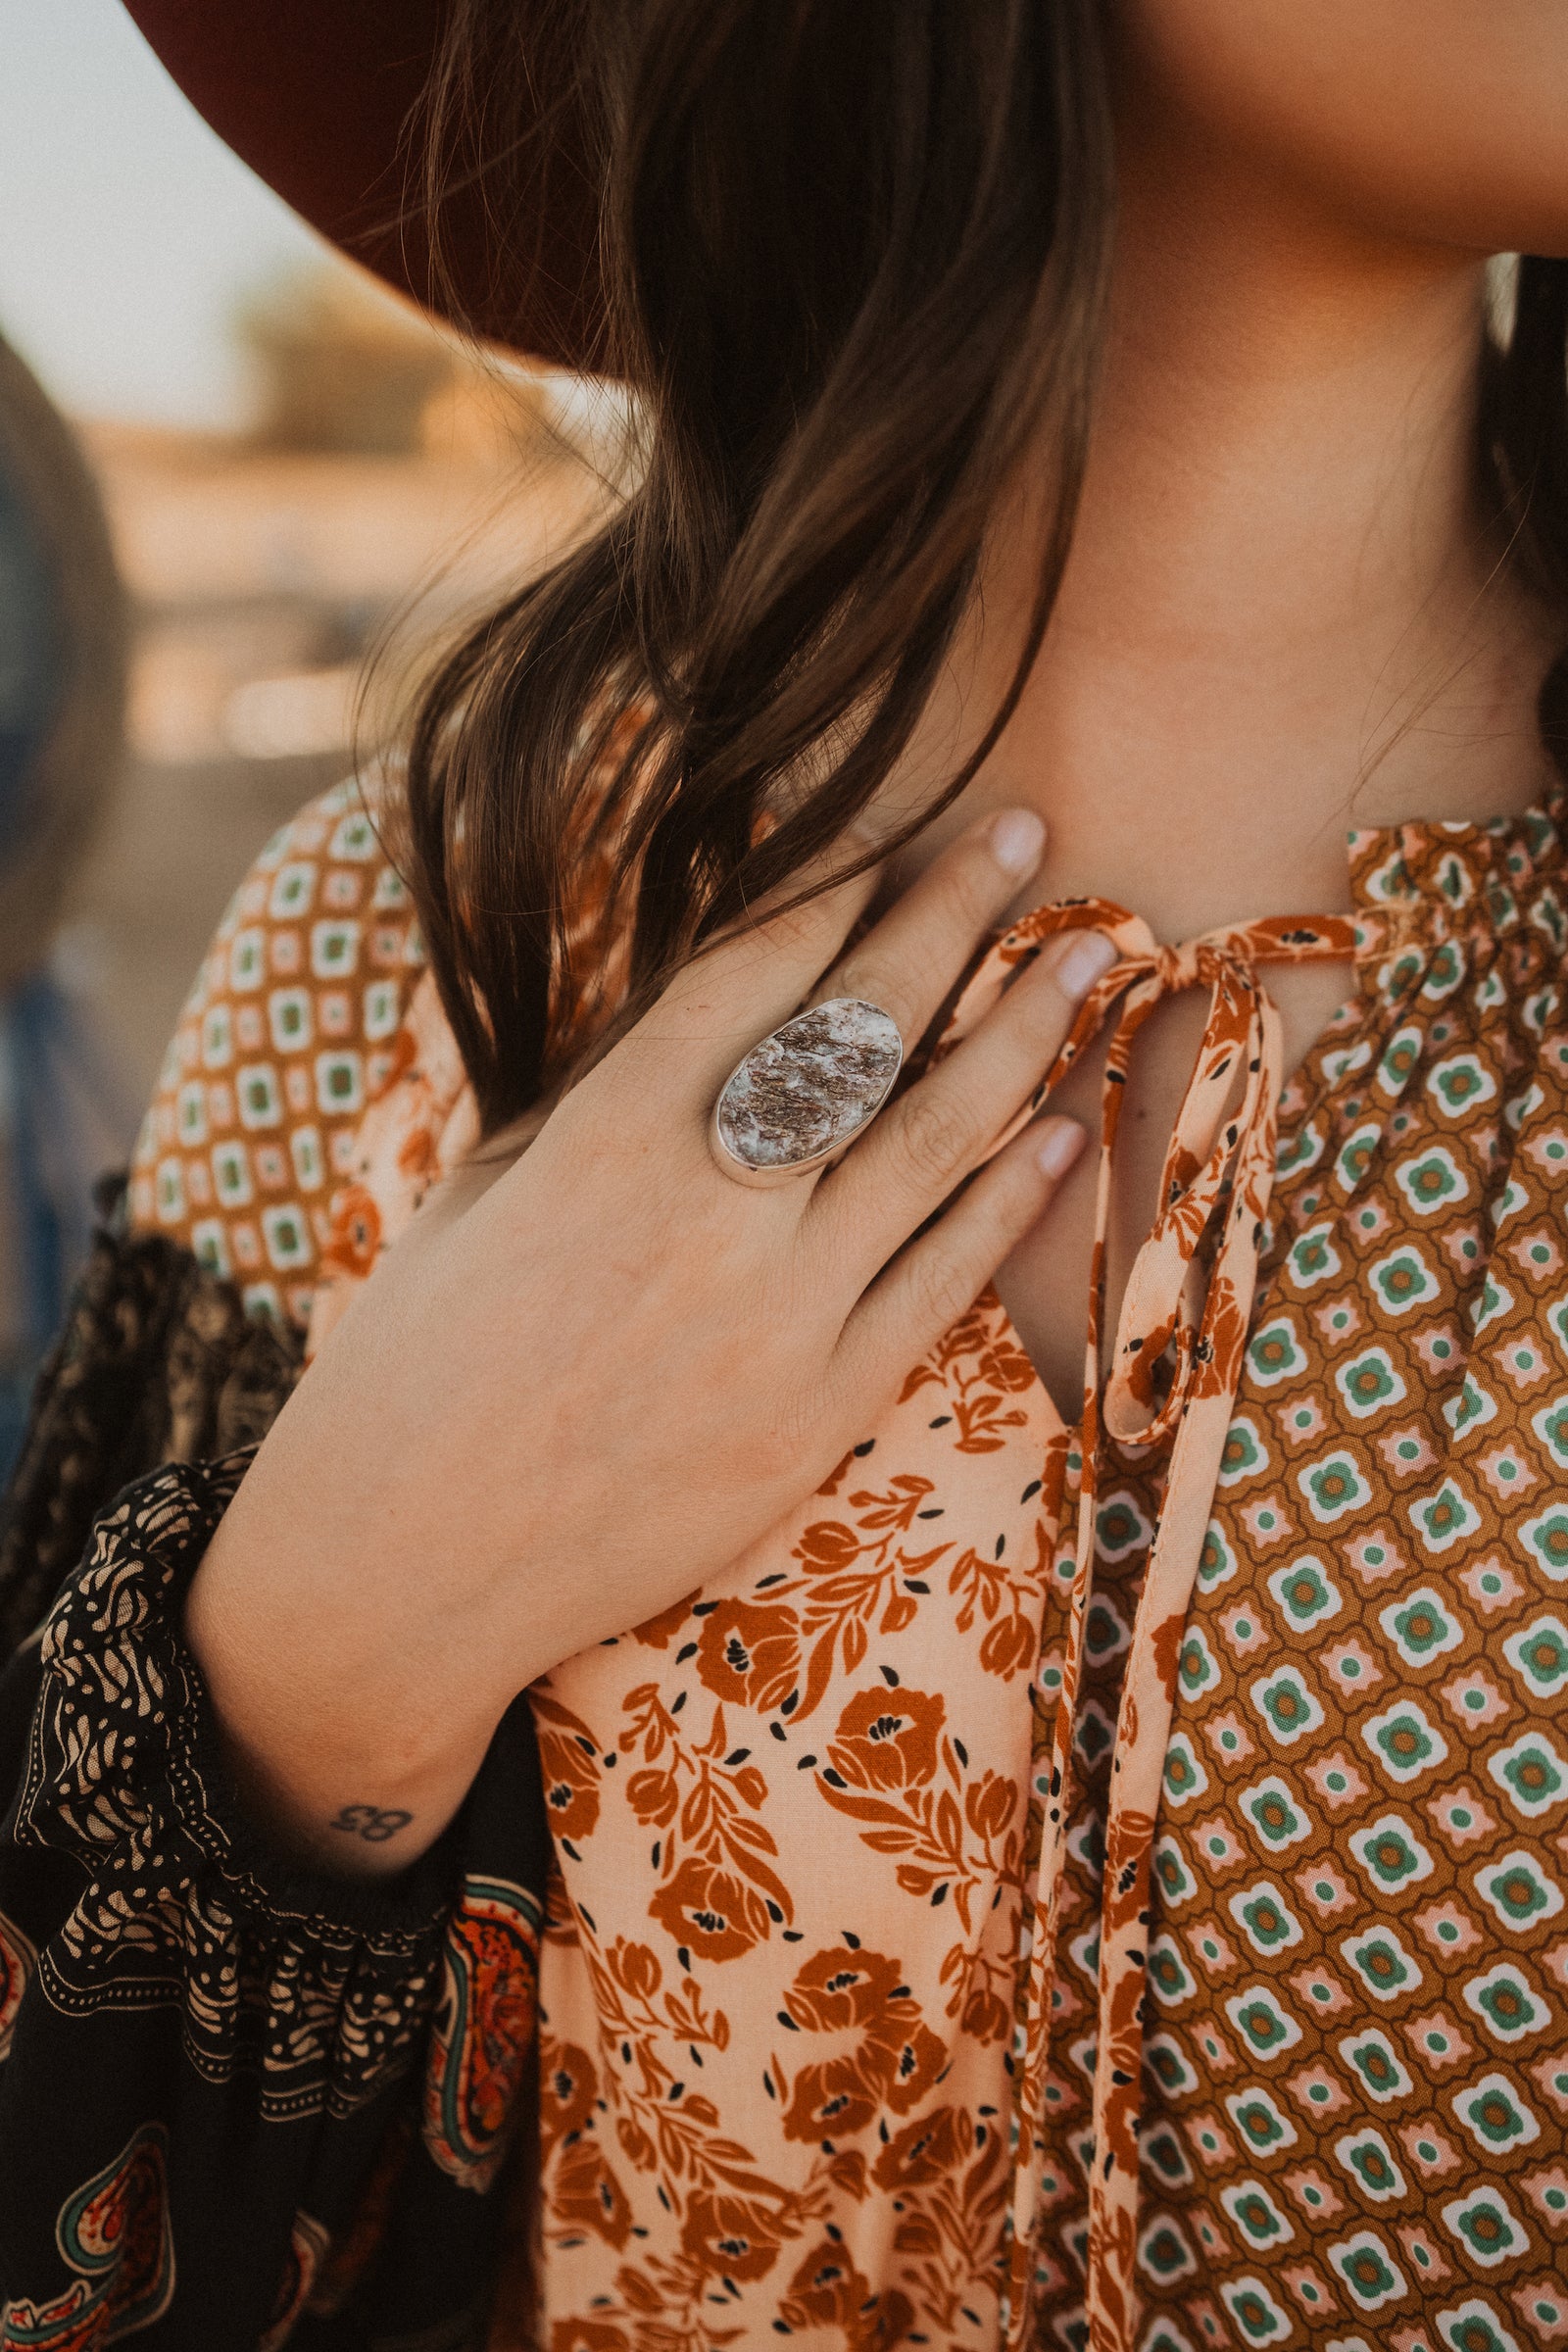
933, 897, 1357, 2352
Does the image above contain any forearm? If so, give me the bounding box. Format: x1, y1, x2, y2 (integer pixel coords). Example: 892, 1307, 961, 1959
182, 1460, 513, 1882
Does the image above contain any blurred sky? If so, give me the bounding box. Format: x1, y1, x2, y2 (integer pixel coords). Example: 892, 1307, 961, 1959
0, 0, 333, 427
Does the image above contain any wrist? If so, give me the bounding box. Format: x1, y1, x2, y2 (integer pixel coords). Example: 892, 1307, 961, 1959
183, 1524, 502, 1881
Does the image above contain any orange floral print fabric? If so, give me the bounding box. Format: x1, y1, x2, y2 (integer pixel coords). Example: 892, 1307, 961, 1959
519, 895, 1358, 2352
132, 787, 1568, 2352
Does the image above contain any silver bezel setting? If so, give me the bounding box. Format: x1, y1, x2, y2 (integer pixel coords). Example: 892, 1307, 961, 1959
710, 996, 905, 1186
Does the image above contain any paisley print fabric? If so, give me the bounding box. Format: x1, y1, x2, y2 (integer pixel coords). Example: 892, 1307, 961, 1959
424, 1878, 546, 2191
0, 2123, 174, 2348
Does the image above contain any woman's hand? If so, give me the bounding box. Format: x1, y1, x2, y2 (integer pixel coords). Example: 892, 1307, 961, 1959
186, 808, 1112, 1876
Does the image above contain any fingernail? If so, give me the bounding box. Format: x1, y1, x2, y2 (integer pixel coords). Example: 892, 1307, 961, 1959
989, 808, 1046, 877
1036, 1118, 1085, 1178
1052, 929, 1117, 1002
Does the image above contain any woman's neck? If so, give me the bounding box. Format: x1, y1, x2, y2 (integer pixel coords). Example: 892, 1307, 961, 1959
889, 126, 1562, 939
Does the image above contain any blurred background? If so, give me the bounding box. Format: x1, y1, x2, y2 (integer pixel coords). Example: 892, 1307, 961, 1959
0, 0, 614, 1468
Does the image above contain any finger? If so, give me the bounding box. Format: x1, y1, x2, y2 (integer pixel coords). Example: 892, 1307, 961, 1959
637, 802, 1045, 1107
809, 807, 1047, 1048
637, 835, 885, 1096
818, 924, 1116, 1276
832, 1113, 1085, 1402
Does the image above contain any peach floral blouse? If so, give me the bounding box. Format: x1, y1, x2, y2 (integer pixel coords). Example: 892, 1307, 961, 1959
135, 777, 1568, 2352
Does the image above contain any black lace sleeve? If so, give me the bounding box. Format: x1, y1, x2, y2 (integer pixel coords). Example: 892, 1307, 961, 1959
0, 1200, 551, 2351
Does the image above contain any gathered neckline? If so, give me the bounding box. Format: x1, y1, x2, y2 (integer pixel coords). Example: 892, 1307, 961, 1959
928, 774, 1568, 2346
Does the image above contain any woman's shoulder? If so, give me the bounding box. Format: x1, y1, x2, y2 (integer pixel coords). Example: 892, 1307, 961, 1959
125, 774, 445, 1338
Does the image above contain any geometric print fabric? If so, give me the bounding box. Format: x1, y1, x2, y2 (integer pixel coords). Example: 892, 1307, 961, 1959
129, 775, 425, 1334
1130, 802, 1568, 2352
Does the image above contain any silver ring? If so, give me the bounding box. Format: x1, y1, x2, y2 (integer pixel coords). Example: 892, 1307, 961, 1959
710, 997, 904, 1186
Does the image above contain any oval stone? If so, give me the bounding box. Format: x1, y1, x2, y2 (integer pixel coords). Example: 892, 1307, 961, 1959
714, 998, 903, 1174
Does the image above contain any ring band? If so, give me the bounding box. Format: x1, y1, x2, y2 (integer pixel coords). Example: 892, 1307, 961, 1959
710, 997, 904, 1186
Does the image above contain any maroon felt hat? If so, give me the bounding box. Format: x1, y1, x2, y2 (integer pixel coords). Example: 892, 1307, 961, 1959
122, 0, 606, 369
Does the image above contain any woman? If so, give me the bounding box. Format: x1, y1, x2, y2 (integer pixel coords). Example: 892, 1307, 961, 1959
2, 2, 1567, 2347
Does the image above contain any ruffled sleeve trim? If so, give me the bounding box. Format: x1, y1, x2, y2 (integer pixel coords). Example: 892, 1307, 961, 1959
16, 1450, 459, 2120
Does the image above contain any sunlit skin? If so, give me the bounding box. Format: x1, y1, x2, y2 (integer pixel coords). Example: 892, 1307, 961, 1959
889, 0, 1568, 1413
186, 7, 1568, 1874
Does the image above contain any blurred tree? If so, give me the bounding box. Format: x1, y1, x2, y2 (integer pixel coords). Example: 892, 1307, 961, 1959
235, 263, 559, 462
236, 267, 457, 455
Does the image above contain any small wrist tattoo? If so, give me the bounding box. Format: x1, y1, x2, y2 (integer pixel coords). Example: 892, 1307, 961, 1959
329, 1802, 415, 1844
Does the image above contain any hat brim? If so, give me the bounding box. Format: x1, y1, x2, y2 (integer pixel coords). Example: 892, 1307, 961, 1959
122, 0, 605, 370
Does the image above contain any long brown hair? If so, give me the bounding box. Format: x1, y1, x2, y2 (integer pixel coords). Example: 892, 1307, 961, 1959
400, 0, 1114, 1136
400, 3, 1568, 1142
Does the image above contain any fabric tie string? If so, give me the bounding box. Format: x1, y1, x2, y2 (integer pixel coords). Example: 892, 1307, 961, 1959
932, 899, 1355, 2352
